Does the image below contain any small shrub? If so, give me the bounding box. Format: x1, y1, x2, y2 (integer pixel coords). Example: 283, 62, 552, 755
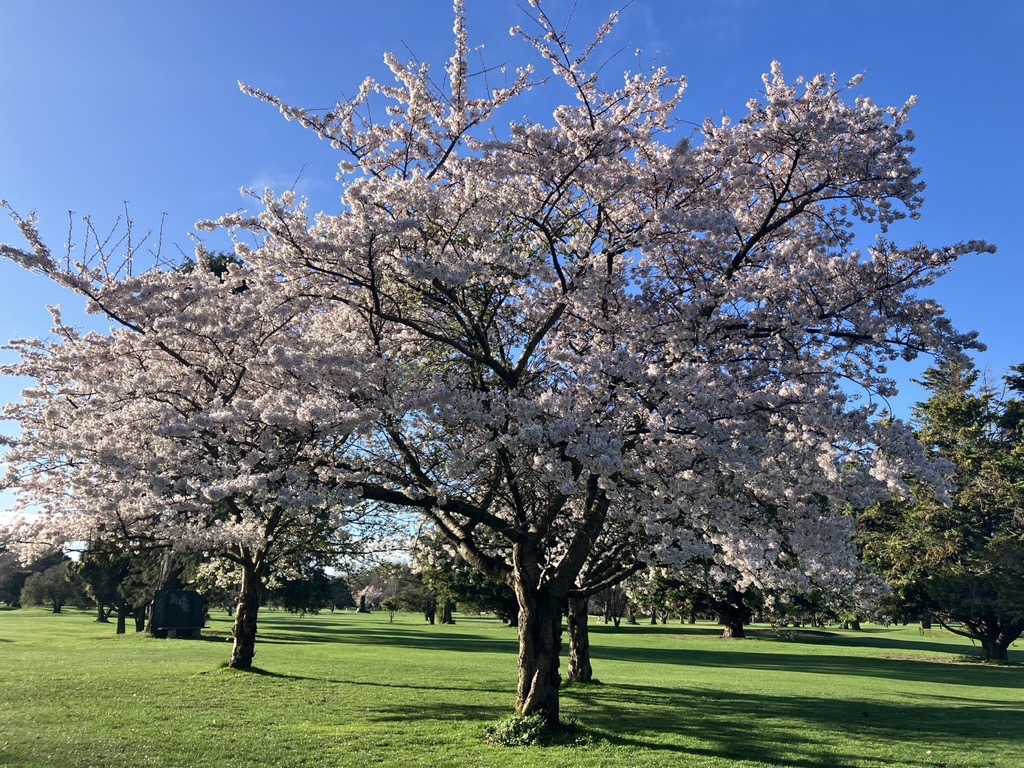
482, 714, 592, 748
482, 714, 548, 747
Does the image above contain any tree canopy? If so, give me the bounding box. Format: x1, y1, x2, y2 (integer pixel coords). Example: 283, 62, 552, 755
0, 1, 994, 722
859, 359, 1024, 661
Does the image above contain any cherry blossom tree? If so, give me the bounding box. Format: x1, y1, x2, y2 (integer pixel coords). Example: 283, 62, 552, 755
2, 0, 993, 725
211, 1, 990, 723
0, 253, 371, 669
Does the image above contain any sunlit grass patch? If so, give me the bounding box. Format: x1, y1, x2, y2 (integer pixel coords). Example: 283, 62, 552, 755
0, 607, 1020, 767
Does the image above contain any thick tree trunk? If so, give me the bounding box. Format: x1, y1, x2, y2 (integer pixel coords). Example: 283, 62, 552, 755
134, 606, 148, 633
96, 603, 109, 623
977, 624, 1020, 662
230, 564, 261, 670
980, 638, 1009, 662
441, 601, 455, 624
514, 586, 564, 726
116, 603, 128, 635
715, 592, 751, 639
566, 596, 593, 684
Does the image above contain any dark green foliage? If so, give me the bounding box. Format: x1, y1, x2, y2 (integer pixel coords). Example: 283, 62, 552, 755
859, 359, 1024, 661
328, 576, 355, 610
20, 561, 83, 613
418, 549, 519, 625
73, 544, 174, 633
0, 549, 67, 607
179, 251, 245, 279
269, 570, 336, 615
393, 577, 437, 622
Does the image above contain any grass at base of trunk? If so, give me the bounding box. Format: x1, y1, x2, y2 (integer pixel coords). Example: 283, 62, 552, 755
0, 606, 1020, 768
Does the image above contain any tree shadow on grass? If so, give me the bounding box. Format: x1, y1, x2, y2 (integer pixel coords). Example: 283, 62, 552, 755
559, 680, 1020, 768
589, 643, 1023, 689
364, 700, 507, 726
588, 622, 1014, 660
589, 622, 729, 637
747, 627, 1008, 659
229, 665, 513, 698
233, 662, 1021, 767
245, 615, 1023, 690
253, 617, 521, 656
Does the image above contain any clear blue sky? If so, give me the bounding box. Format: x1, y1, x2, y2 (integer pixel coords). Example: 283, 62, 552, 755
1, 0, 1021, 430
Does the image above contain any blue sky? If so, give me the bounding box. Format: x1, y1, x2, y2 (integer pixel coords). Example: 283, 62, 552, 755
1, 0, 1021, 437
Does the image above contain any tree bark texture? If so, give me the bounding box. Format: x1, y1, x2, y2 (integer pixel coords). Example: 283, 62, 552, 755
566, 596, 593, 684
514, 585, 564, 725
230, 564, 261, 670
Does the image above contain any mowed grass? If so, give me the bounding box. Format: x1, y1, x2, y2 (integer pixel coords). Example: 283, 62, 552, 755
0, 607, 1020, 768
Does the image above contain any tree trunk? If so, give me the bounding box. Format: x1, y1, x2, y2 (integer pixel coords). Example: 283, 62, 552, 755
514, 585, 564, 726
134, 605, 148, 633
721, 620, 746, 638
230, 564, 261, 670
715, 592, 751, 639
499, 597, 520, 628
441, 601, 455, 625
116, 603, 128, 635
980, 637, 1009, 662
51, 601, 62, 614
566, 596, 593, 684
96, 603, 109, 623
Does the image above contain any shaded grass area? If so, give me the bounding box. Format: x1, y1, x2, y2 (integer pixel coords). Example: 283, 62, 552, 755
0, 606, 1020, 767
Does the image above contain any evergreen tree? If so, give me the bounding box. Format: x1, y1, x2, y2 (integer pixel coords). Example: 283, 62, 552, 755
859, 360, 1024, 661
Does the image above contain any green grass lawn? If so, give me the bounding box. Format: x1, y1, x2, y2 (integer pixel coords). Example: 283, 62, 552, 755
0, 607, 1020, 768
